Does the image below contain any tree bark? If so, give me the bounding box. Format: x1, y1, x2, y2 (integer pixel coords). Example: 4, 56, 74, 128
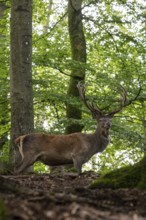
66, 0, 86, 134
0, 3, 9, 152
10, 0, 34, 171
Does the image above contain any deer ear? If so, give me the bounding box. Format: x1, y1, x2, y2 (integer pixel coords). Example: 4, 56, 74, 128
91, 110, 102, 120
92, 112, 97, 119
107, 112, 115, 118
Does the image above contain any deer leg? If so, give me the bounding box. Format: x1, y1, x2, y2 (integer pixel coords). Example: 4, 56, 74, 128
14, 155, 36, 174
72, 156, 83, 175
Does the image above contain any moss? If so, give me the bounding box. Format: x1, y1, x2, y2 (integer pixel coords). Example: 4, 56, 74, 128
137, 156, 146, 189
0, 197, 7, 220
90, 161, 145, 189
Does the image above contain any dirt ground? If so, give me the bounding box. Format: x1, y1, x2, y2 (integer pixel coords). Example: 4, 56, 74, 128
1, 171, 146, 220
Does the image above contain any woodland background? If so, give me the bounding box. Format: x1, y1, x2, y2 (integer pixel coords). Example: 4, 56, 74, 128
0, 0, 146, 175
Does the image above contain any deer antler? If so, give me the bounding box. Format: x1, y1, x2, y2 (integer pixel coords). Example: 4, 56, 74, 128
125, 83, 142, 106
77, 82, 142, 119
77, 82, 103, 118
107, 83, 142, 117
107, 85, 127, 117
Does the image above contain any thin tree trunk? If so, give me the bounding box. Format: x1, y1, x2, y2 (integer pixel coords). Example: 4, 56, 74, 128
66, 0, 86, 134
0, 3, 8, 151
0, 3, 9, 174
10, 0, 34, 172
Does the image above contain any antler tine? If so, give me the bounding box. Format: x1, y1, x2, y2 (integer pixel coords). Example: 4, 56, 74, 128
125, 83, 142, 106
119, 83, 142, 108
77, 82, 86, 102
107, 85, 127, 117
77, 82, 102, 116
119, 85, 127, 107
107, 83, 142, 117
77, 82, 92, 110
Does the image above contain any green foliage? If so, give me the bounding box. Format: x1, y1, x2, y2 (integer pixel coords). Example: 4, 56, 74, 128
34, 162, 49, 173
0, 0, 146, 175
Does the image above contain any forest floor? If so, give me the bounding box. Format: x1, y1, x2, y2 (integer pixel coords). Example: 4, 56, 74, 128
1, 171, 146, 220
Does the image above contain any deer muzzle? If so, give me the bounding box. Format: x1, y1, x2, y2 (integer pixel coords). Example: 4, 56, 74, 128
104, 122, 111, 129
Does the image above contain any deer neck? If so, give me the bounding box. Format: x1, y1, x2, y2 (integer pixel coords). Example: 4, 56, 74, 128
86, 125, 110, 153
98, 126, 109, 138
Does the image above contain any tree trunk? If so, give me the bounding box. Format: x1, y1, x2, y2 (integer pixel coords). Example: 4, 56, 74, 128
66, 0, 86, 134
0, 3, 8, 151
0, 3, 9, 174
10, 0, 34, 172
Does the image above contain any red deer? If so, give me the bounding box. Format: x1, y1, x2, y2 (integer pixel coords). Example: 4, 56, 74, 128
14, 83, 127, 174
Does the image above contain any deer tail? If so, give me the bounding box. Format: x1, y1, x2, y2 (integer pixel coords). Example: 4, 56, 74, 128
15, 135, 26, 160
